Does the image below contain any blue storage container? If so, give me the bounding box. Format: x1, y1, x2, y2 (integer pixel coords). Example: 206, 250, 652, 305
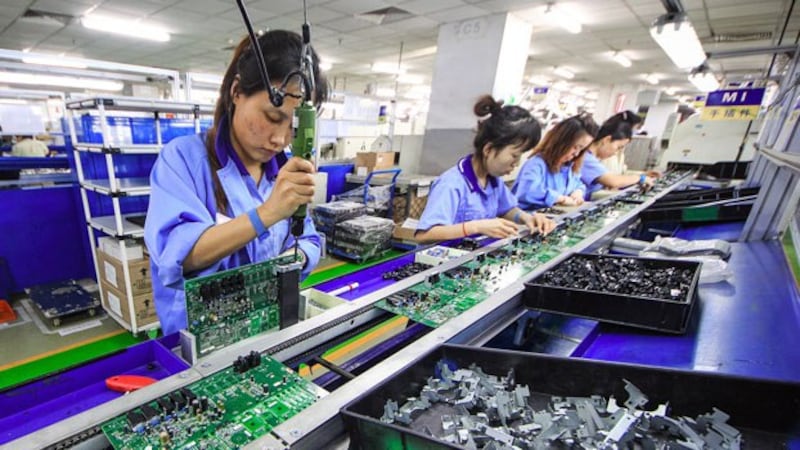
0, 338, 189, 445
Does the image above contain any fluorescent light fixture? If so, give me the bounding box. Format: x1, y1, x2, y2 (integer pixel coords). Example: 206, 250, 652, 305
688, 71, 719, 92
319, 61, 333, 71
528, 75, 550, 85
397, 74, 424, 84
553, 67, 574, 79
0, 98, 28, 105
664, 86, 678, 95
645, 74, 659, 85
650, 13, 706, 69
371, 62, 406, 75
611, 52, 632, 68
545, 5, 582, 34
82, 14, 170, 42
190, 73, 223, 85
375, 87, 396, 98
0, 71, 124, 91
23, 54, 87, 69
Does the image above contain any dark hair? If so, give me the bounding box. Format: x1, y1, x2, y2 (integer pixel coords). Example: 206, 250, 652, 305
606, 110, 643, 126
205, 30, 329, 213
594, 119, 633, 143
532, 113, 598, 174
472, 95, 541, 170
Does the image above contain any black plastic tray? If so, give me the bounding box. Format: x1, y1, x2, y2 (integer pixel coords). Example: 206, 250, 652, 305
523, 253, 701, 334
341, 344, 800, 450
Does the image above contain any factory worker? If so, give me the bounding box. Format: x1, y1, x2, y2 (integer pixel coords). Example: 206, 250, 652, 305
415, 95, 555, 242
144, 30, 327, 335
581, 118, 656, 197
512, 114, 598, 210
608, 110, 644, 131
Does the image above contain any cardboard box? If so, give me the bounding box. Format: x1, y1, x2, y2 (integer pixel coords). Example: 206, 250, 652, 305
392, 218, 419, 243
96, 248, 152, 296
355, 151, 396, 176
98, 236, 144, 261
100, 279, 158, 328
392, 185, 430, 223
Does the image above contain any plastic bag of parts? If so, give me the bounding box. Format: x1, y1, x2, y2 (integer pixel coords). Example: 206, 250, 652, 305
334, 184, 393, 217
642, 236, 732, 260
639, 251, 733, 284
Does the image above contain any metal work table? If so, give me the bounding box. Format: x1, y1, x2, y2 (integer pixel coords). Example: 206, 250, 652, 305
575, 233, 800, 382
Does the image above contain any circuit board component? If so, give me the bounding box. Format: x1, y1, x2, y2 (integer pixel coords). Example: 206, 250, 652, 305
375, 197, 649, 327
102, 353, 324, 449
183, 255, 302, 358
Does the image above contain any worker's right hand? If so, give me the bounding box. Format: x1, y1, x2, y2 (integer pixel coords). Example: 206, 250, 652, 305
469, 218, 519, 239
557, 195, 579, 206
259, 157, 315, 222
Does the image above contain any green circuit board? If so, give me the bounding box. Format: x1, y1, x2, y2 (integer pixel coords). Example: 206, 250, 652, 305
102, 353, 322, 449
184, 254, 300, 357
376, 199, 643, 327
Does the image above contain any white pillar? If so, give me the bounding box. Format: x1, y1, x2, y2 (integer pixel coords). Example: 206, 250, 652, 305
419, 13, 532, 176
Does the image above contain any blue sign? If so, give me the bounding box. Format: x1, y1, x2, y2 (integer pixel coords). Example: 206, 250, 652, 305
705, 88, 765, 107
533, 87, 549, 94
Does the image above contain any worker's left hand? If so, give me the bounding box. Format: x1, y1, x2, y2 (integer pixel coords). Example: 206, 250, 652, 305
569, 190, 585, 205
523, 213, 556, 235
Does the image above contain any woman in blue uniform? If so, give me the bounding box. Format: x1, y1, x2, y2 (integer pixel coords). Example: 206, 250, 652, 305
581, 118, 655, 196
144, 30, 327, 335
512, 114, 598, 210
415, 95, 555, 242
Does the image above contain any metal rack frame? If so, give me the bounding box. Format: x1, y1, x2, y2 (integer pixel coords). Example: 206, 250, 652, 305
66, 97, 213, 334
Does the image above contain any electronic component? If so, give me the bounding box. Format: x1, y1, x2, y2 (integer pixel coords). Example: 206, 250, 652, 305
183, 255, 302, 359
328, 216, 395, 263
102, 353, 324, 449
376, 199, 651, 327
380, 362, 742, 450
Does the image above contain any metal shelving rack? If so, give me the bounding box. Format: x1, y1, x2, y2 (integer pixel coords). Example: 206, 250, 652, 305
66, 96, 214, 334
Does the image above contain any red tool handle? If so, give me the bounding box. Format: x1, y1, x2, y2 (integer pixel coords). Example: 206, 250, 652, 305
105, 375, 157, 393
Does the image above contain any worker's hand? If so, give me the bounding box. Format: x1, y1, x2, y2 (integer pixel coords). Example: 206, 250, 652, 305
557, 195, 578, 206
642, 176, 656, 188
569, 190, 585, 205
646, 169, 663, 178
469, 218, 518, 239
259, 157, 315, 222
523, 212, 556, 235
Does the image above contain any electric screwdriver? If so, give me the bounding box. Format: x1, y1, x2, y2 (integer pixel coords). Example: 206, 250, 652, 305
290, 101, 316, 253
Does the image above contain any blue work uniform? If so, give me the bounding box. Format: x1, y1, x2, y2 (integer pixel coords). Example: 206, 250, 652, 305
511, 154, 586, 210
580, 150, 609, 199
144, 116, 320, 335
416, 155, 517, 231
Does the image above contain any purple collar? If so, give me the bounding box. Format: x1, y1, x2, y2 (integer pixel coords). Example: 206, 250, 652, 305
457, 155, 498, 194
214, 113, 279, 180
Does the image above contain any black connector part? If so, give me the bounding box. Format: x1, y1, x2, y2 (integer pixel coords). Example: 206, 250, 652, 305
140, 404, 158, 420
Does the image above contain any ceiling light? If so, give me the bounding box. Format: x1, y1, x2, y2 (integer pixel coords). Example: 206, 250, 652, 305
585, 91, 599, 100
664, 86, 678, 95
0, 98, 29, 105
688, 71, 719, 92
645, 74, 659, 85
650, 13, 706, 69
375, 87, 396, 98
611, 52, 632, 68
528, 75, 550, 85
319, 61, 332, 71
553, 67, 574, 79
545, 4, 582, 34
553, 80, 570, 91
22, 54, 87, 69
82, 14, 170, 42
397, 74, 424, 84
371, 62, 406, 75
189, 73, 223, 85
0, 71, 124, 91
